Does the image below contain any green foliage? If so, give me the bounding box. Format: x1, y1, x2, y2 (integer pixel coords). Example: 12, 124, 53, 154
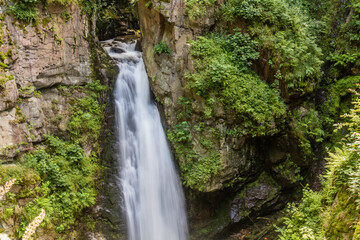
0, 135, 100, 237
61, 11, 72, 22
320, 76, 360, 134
167, 121, 223, 191
292, 107, 324, 160
0, 165, 39, 185
54, 34, 63, 45
167, 121, 192, 144
182, 151, 222, 191
154, 4, 165, 12
8, 0, 77, 22
19, 135, 99, 235
0, 62, 8, 69
67, 80, 107, 144
278, 88, 360, 239
8, 0, 40, 22
0, 52, 6, 62
320, 0, 360, 78
1, 80, 105, 238
153, 41, 171, 55
275, 155, 303, 184
222, 73, 286, 136
327, 52, 360, 68
222, 0, 323, 93
277, 187, 325, 239
176, 97, 193, 121
185, 0, 216, 20
224, 30, 259, 69
188, 33, 286, 136
97, 3, 120, 30
78, 0, 100, 16
145, 1, 152, 8
345, 1, 360, 43
0, 75, 10, 90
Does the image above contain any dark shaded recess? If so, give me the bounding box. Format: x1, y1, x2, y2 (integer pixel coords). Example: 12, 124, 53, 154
98, 82, 128, 240
97, 0, 140, 40
184, 135, 295, 239
216, 191, 294, 240
185, 173, 297, 240
88, 32, 128, 238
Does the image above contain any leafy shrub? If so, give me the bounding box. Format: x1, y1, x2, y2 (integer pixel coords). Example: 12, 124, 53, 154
0, 134, 100, 237
8, 0, 40, 22
187, 33, 286, 136
278, 88, 360, 239
320, 76, 360, 134
19, 135, 99, 235
176, 97, 193, 121
153, 41, 171, 55
8, 0, 77, 22
0, 165, 39, 185
78, 0, 100, 16
167, 121, 223, 191
292, 107, 324, 160
224, 30, 259, 69
185, 0, 217, 20
182, 151, 222, 191
274, 156, 303, 184
67, 96, 102, 141
222, 0, 323, 93
67, 80, 107, 143
327, 53, 360, 67
167, 121, 192, 144
313, 0, 360, 78
277, 187, 324, 240
222, 73, 286, 136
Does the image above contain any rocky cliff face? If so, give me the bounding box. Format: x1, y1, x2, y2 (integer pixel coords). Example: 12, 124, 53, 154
0, 4, 90, 162
138, 0, 320, 238
0, 3, 109, 239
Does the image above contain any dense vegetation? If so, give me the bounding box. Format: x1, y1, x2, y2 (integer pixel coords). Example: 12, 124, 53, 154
277, 89, 360, 239
169, 0, 327, 193
187, 32, 286, 136
2, 0, 360, 237
167, 0, 360, 237
223, 0, 323, 94
9, 135, 98, 235
0, 79, 107, 238
8, 0, 100, 22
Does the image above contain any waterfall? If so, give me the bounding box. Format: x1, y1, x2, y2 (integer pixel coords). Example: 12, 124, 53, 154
105, 41, 188, 240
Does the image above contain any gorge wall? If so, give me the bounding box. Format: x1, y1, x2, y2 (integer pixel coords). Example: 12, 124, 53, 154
137, 0, 331, 238
0, 0, 358, 239
0, 4, 90, 162
0, 2, 119, 239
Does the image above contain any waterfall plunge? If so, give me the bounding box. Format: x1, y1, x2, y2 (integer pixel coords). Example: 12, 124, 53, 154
106, 41, 188, 240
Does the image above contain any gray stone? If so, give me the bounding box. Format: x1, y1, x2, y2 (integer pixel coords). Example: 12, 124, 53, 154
0, 108, 32, 160
5, 5, 90, 90
230, 172, 280, 223
0, 80, 18, 112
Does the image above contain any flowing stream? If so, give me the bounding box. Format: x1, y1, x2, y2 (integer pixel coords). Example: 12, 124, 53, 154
105, 41, 188, 240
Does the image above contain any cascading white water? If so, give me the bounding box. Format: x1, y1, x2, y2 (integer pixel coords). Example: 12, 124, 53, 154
106, 41, 188, 240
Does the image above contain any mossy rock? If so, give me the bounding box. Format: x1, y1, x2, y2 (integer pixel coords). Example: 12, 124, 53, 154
230, 172, 281, 223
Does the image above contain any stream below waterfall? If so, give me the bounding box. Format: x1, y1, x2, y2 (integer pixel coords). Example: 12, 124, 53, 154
104, 40, 188, 240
